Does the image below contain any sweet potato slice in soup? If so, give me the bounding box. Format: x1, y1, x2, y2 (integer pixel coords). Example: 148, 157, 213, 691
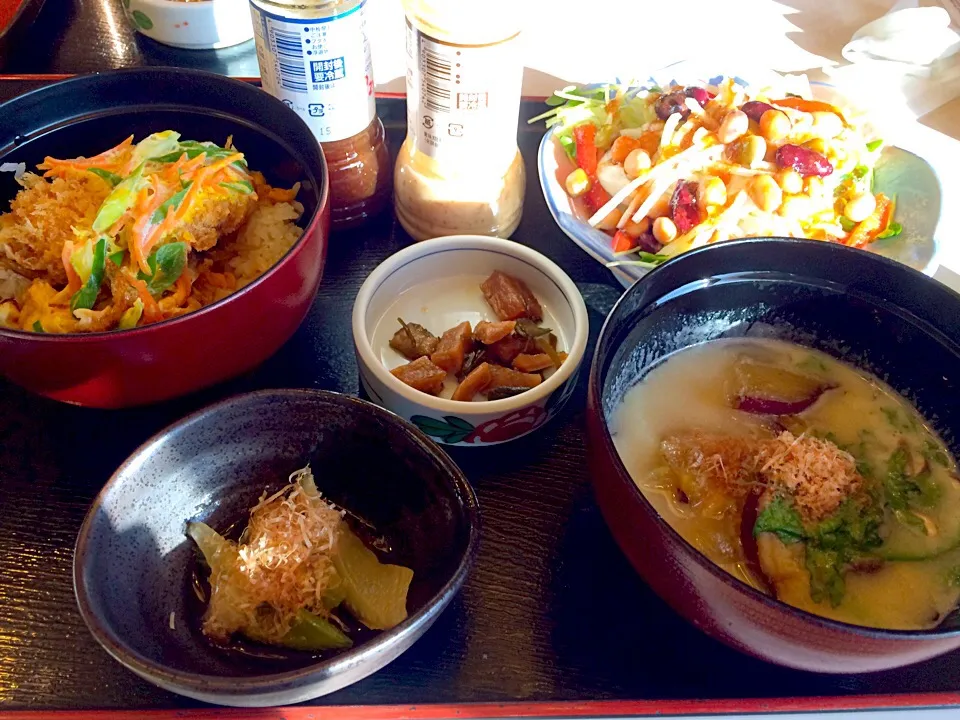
474, 320, 516, 345
480, 271, 543, 322
487, 365, 542, 392
452, 362, 493, 402
389, 319, 439, 360
512, 353, 554, 373
732, 358, 832, 415
430, 321, 473, 374
390, 356, 447, 395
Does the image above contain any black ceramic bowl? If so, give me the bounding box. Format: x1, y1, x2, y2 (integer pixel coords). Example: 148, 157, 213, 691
588, 238, 960, 673
73, 390, 480, 706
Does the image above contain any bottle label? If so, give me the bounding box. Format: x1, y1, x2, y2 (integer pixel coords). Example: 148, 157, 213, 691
251, 2, 376, 143
405, 20, 523, 164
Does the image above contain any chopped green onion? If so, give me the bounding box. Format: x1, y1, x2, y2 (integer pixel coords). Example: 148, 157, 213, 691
138, 242, 188, 296
32, 320, 44, 333
88, 168, 123, 187
109, 250, 125, 266
839, 216, 856, 232
93, 162, 147, 233
866, 139, 883, 152
220, 180, 254, 194
70, 237, 108, 312
877, 222, 903, 239
151, 182, 192, 224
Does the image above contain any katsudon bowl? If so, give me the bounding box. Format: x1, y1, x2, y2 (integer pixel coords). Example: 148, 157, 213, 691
0, 68, 329, 408
587, 238, 960, 673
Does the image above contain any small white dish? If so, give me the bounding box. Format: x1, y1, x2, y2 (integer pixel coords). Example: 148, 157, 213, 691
352, 236, 589, 446
537, 71, 943, 289
124, 0, 253, 50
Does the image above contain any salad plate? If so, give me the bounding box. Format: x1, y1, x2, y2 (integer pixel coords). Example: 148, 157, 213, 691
536, 69, 943, 288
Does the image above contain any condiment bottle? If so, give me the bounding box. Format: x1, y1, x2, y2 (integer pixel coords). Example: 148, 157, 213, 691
394, 0, 526, 241
249, 0, 390, 228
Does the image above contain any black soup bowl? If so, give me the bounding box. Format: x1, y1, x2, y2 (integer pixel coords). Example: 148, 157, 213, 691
74, 389, 480, 706
588, 238, 960, 673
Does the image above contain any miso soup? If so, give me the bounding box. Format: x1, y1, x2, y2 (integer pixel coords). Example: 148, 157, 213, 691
611, 338, 960, 630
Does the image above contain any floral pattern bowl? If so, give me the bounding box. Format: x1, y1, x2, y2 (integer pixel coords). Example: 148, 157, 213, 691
537, 69, 943, 289
124, 0, 253, 50
352, 236, 589, 446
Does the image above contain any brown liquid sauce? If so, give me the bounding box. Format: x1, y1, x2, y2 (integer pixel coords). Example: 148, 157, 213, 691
185, 507, 399, 666
324, 118, 391, 229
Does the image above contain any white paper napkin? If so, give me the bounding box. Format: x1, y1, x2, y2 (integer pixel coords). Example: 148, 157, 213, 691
824, 0, 960, 123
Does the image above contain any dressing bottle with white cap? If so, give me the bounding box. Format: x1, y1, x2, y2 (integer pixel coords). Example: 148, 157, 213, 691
394, 0, 526, 241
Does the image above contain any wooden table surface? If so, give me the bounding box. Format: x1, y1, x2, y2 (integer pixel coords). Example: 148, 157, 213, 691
0, 82, 958, 711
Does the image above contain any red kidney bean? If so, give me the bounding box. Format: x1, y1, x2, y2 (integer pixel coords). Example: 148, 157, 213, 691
670, 181, 701, 233
775, 144, 834, 177
655, 91, 690, 121
740, 100, 773, 123
684, 86, 710, 107
635, 231, 662, 254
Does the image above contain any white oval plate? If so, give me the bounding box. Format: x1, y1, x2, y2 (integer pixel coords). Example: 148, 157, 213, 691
537, 70, 943, 289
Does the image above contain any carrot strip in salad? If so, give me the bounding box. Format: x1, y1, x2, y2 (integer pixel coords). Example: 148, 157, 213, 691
846, 194, 892, 248
39, 136, 134, 175
771, 97, 846, 124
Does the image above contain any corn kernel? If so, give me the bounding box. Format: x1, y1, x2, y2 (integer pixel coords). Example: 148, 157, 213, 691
564, 168, 591, 197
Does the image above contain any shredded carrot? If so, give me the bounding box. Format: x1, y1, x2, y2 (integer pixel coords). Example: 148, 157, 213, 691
60, 240, 82, 294
168, 271, 192, 307
124, 273, 164, 323
40, 136, 134, 176
172, 153, 244, 230
130, 183, 168, 274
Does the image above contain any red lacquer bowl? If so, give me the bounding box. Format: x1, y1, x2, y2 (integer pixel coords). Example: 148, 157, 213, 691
0, 69, 330, 408
588, 238, 960, 673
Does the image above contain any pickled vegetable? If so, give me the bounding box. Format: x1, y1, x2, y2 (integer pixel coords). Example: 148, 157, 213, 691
474, 320, 516, 345
391, 356, 447, 395
452, 361, 493, 401
390, 318, 439, 360
487, 365, 542, 391
513, 353, 554, 373
430, 321, 473, 374
480, 271, 543, 322
333, 526, 413, 631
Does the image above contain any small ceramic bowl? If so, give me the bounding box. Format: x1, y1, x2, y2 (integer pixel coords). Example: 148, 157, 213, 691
74, 389, 480, 707
124, 0, 253, 50
352, 236, 589, 446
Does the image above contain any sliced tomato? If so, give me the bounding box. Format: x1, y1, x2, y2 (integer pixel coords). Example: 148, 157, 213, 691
573, 123, 599, 176
611, 229, 636, 253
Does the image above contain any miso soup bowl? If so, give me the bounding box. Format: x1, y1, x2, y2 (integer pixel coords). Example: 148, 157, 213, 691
587, 238, 960, 673
352, 236, 589, 446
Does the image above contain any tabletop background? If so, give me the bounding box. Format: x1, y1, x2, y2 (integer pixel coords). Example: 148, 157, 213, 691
0, 89, 958, 710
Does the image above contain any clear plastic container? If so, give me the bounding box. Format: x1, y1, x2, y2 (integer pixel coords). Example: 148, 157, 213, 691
394, 0, 525, 241
250, 0, 390, 228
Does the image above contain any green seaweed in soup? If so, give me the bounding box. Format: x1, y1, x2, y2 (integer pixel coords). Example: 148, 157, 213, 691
611, 337, 960, 630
